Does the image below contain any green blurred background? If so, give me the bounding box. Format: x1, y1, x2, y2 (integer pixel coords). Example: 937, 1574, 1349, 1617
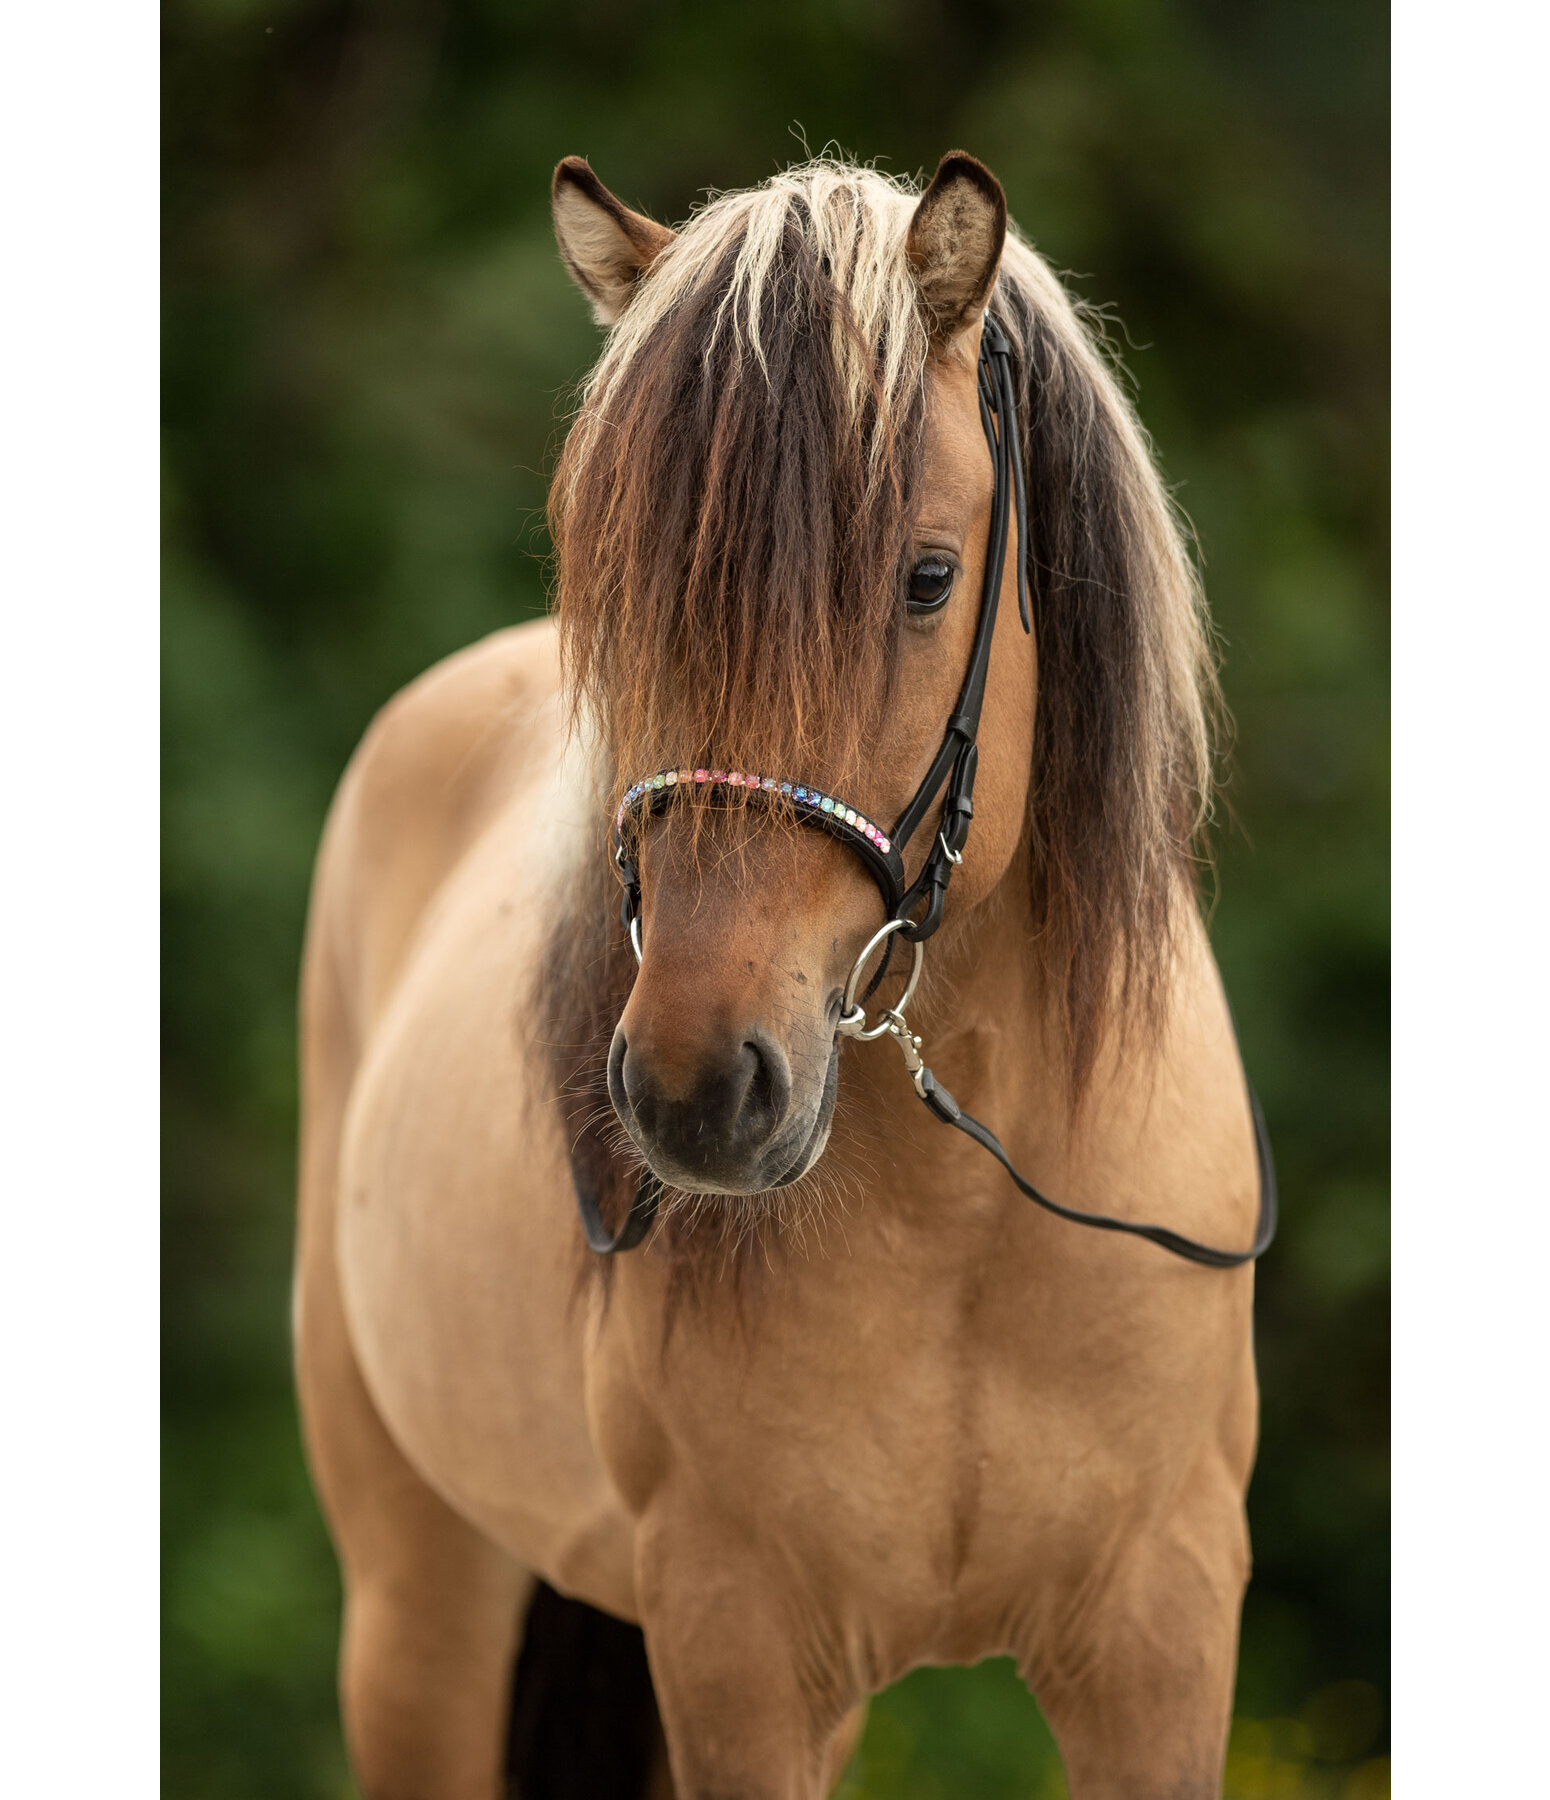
162, 2, 1388, 1794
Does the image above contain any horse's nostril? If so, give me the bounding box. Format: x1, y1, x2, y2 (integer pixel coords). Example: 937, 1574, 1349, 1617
616, 1035, 647, 1121
741, 1029, 790, 1135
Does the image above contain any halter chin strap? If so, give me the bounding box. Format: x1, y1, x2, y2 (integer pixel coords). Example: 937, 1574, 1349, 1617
594, 313, 1277, 1269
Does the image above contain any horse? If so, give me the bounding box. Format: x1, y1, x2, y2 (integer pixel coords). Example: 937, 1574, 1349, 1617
294, 151, 1267, 1800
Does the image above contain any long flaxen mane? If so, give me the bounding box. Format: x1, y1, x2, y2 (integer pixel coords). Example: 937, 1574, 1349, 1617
545, 160, 1219, 1149
550, 163, 931, 796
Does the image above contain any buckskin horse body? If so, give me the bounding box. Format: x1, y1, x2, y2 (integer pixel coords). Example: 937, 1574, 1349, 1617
295, 153, 1263, 1799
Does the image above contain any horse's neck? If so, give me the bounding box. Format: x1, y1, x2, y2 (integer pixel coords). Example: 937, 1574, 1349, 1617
826, 864, 1207, 1252
828, 877, 1064, 1224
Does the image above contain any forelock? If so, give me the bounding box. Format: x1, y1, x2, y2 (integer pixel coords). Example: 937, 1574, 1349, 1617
580, 162, 927, 473
551, 160, 934, 796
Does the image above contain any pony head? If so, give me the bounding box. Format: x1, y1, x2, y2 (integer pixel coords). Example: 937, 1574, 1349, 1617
548, 152, 1217, 1207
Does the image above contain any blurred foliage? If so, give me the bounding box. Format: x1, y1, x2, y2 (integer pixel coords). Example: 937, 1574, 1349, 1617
834, 1662, 1390, 1798
162, 0, 1387, 1794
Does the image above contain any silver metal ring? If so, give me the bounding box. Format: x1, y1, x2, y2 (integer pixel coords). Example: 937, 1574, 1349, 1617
836, 918, 924, 1041
628, 913, 643, 966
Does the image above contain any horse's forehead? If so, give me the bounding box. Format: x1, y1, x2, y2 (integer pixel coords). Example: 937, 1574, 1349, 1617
920, 350, 994, 518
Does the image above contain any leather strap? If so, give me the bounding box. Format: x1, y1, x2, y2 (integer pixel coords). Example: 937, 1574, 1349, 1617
581, 1075, 1275, 1265
888, 317, 1027, 942
576, 1168, 663, 1255
916, 1068, 1277, 1268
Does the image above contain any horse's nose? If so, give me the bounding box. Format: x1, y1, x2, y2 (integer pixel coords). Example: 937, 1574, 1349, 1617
611, 1026, 792, 1190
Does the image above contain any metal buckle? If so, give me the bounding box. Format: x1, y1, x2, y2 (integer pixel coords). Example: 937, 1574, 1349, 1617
835, 917, 930, 1093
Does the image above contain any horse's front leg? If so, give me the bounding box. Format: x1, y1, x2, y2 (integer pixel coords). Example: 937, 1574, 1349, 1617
636, 1516, 859, 1800
1024, 1482, 1251, 1800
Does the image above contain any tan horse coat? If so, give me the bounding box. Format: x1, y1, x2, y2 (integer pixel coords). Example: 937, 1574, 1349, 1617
296, 154, 1261, 1800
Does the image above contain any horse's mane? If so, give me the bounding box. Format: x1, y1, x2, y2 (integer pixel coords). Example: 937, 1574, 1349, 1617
550, 162, 927, 801
546, 156, 1219, 1112
993, 228, 1220, 1085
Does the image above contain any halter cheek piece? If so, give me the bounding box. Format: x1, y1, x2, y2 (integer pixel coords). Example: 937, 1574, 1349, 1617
594, 316, 1277, 1266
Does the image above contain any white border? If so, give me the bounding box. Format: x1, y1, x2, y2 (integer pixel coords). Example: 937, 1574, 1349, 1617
1393, 2, 1548, 1789
0, 2, 1532, 1790
0, 3, 159, 1791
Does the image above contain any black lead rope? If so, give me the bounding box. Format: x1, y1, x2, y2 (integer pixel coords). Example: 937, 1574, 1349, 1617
593, 314, 1278, 1267
583, 1075, 1276, 1266
576, 1168, 662, 1257
914, 1068, 1277, 1269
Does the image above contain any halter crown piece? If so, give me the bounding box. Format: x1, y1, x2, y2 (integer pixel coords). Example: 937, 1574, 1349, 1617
593, 317, 1277, 1265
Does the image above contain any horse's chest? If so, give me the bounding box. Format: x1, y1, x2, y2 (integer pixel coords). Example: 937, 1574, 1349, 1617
597, 1270, 1148, 1634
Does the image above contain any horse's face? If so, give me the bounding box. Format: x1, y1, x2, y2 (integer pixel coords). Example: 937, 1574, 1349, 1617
555, 155, 1034, 1196
611, 353, 1034, 1195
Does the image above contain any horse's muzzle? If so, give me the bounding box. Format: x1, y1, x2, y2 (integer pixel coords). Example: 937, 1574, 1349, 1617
607, 1023, 835, 1194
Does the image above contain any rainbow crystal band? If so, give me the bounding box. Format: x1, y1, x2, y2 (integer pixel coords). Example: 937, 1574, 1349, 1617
615, 768, 893, 856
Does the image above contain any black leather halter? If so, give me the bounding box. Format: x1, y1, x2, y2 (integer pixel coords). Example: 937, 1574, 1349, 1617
612, 316, 1026, 948
591, 317, 1277, 1266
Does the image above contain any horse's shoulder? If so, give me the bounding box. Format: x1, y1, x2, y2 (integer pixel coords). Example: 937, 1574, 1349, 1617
351, 616, 559, 812
307, 618, 562, 1035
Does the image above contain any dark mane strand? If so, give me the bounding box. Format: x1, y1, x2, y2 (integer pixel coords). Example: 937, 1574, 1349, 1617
995, 237, 1219, 1094
551, 213, 925, 803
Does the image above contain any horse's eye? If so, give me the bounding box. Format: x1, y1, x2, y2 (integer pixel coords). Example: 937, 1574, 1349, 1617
908, 556, 955, 614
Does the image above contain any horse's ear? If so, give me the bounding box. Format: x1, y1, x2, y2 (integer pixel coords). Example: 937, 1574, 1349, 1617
906, 152, 1007, 345
552, 157, 676, 326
